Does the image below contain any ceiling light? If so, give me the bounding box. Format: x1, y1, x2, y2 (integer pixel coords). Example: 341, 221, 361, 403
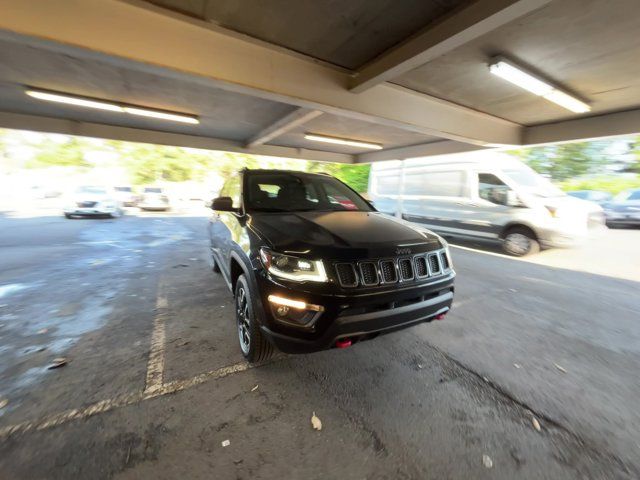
542, 90, 591, 114
123, 107, 199, 124
26, 90, 123, 112
488, 58, 591, 113
26, 88, 200, 124
304, 133, 383, 150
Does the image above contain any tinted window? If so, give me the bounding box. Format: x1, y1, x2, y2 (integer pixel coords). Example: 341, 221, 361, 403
115, 187, 132, 192
404, 171, 464, 197
478, 173, 510, 206
245, 172, 371, 213
220, 174, 242, 209
144, 187, 162, 193
629, 190, 640, 200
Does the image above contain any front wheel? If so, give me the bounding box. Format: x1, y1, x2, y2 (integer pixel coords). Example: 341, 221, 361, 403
502, 227, 540, 256
235, 274, 274, 363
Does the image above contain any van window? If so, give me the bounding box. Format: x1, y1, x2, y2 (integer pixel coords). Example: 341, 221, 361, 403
478, 173, 511, 206
374, 175, 400, 195
404, 171, 465, 197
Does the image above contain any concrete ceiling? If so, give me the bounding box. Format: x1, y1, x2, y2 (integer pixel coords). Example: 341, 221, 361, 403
394, 0, 640, 125
147, 0, 469, 69
1, 0, 639, 164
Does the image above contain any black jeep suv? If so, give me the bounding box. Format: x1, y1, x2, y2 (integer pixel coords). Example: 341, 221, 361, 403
209, 169, 455, 362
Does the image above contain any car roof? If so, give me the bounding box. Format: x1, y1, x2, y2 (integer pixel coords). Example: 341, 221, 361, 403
243, 169, 332, 178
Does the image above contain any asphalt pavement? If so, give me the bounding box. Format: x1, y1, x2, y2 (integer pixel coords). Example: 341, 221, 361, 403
0, 207, 638, 479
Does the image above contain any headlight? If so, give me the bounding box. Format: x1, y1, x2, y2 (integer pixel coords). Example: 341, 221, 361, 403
260, 248, 328, 282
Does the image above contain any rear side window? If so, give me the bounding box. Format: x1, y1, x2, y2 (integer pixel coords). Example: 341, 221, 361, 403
403, 170, 465, 197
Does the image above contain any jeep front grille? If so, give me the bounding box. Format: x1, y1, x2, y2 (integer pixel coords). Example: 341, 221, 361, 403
333, 249, 451, 288
335, 263, 358, 287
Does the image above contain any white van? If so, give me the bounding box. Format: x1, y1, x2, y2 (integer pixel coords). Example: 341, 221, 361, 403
368, 151, 604, 256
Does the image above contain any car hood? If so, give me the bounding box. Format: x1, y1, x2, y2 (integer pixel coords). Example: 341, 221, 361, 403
73, 193, 111, 203
248, 211, 443, 260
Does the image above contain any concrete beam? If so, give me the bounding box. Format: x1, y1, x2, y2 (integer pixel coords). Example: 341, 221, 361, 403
245, 108, 322, 148
356, 140, 486, 163
523, 108, 640, 145
0, 0, 522, 147
0, 111, 353, 164
350, 0, 552, 93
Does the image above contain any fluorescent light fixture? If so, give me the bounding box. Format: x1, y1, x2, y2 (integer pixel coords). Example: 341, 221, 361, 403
489, 58, 591, 113
26, 90, 123, 112
542, 90, 591, 114
304, 133, 383, 150
123, 106, 199, 124
26, 88, 200, 124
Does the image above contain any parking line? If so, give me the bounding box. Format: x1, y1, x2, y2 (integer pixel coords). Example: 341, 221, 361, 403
144, 286, 168, 393
0, 361, 251, 439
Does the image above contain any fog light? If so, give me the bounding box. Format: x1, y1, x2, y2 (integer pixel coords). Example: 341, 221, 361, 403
276, 305, 289, 316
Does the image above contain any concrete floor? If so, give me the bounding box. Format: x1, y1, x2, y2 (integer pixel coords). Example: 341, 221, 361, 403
0, 207, 638, 479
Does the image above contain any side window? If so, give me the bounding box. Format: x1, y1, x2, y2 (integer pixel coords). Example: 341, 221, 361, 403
478, 173, 511, 206
404, 170, 465, 197
628, 191, 640, 200
219, 174, 241, 209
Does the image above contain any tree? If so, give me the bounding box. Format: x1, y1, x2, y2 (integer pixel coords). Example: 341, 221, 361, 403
510, 141, 609, 181
27, 137, 91, 168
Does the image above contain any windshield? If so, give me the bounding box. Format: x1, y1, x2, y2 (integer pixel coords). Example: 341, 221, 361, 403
245, 172, 372, 213
76, 186, 107, 195
144, 188, 162, 193
614, 190, 640, 202
115, 186, 132, 192
502, 164, 564, 198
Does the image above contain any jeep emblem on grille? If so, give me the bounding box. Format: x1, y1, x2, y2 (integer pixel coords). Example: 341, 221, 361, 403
396, 247, 412, 255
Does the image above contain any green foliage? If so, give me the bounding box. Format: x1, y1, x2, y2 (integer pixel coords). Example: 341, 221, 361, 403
558, 175, 640, 195
509, 141, 609, 181
307, 162, 371, 192
27, 138, 91, 168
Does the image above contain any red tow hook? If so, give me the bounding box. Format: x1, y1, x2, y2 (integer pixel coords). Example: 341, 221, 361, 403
435, 313, 447, 321
335, 338, 352, 348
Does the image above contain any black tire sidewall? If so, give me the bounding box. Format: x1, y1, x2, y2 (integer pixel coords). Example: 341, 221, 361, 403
235, 275, 259, 360
503, 228, 539, 256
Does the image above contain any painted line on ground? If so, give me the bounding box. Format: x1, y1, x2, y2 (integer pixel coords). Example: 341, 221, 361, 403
0, 361, 251, 440
144, 284, 168, 393
450, 243, 525, 261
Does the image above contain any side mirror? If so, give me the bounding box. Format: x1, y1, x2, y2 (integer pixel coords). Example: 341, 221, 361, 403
211, 196, 235, 212
505, 190, 521, 207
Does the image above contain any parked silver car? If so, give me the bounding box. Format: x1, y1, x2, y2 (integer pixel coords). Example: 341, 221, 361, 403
604, 189, 640, 228
368, 152, 604, 256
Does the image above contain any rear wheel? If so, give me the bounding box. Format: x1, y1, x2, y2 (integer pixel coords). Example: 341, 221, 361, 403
502, 226, 540, 256
64, 213, 73, 219
235, 274, 274, 363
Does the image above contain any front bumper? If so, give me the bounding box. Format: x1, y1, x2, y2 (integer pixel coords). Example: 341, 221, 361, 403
64, 206, 117, 216
256, 272, 455, 353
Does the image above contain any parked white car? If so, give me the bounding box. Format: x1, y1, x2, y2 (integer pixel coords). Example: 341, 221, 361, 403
64, 186, 122, 219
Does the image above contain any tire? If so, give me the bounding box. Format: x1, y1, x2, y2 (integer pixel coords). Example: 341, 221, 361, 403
108, 209, 122, 219
502, 226, 540, 256
234, 274, 274, 363
64, 213, 73, 219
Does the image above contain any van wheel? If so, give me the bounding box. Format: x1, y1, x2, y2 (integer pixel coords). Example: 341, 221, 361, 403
503, 226, 540, 256
235, 274, 274, 363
